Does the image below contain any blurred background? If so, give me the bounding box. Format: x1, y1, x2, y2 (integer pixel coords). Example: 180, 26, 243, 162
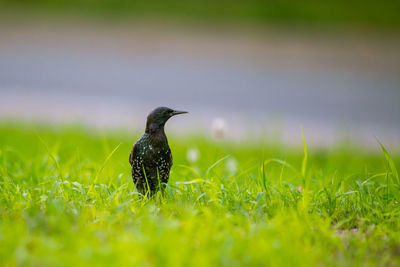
0, 0, 399, 148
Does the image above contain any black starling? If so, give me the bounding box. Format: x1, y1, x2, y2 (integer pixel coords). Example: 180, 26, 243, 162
129, 107, 188, 196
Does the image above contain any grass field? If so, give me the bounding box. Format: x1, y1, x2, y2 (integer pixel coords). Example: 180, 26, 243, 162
0, 122, 399, 266
2, 0, 400, 28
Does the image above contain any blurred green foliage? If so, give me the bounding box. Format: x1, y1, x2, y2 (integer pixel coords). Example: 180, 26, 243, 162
1, 0, 400, 28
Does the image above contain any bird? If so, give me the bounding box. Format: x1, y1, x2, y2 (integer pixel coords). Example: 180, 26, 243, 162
129, 107, 188, 196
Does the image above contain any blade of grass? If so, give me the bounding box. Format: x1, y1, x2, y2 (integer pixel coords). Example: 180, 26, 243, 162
205, 155, 230, 177
263, 158, 300, 175
88, 143, 121, 195
301, 127, 308, 178
36, 133, 61, 178
377, 139, 399, 185
175, 164, 201, 178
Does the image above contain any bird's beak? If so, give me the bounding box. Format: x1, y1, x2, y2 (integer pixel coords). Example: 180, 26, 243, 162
171, 110, 188, 116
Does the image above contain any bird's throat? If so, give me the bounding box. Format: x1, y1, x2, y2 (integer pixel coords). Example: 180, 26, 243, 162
145, 123, 168, 144
146, 122, 165, 134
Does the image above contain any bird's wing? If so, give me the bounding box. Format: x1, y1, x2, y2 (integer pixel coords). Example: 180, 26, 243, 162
129, 145, 135, 166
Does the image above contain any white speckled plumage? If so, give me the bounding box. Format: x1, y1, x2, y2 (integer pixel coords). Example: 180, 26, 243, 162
129, 107, 186, 195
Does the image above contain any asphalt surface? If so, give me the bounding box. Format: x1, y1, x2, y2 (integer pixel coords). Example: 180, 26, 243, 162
1, 22, 399, 148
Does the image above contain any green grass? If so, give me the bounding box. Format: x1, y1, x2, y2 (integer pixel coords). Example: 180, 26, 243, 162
0, 122, 400, 266
2, 0, 400, 28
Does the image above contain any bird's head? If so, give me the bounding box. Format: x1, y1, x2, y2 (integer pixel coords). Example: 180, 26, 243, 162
146, 107, 188, 133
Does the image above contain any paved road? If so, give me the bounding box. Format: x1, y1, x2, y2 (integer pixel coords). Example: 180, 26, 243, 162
1, 22, 399, 147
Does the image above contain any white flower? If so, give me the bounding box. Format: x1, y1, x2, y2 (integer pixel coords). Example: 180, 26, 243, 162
211, 118, 227, 140
186, 148, 200, 163
226, 158, 238, 175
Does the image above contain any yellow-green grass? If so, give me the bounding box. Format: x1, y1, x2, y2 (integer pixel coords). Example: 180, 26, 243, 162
0, 122, 399, 266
